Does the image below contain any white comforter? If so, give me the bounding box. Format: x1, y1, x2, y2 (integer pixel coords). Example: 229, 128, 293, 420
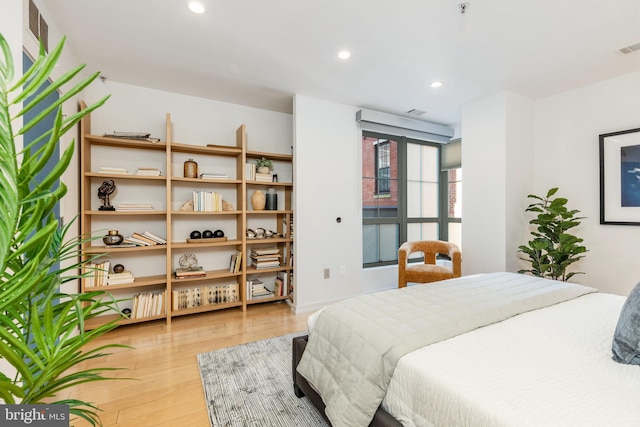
383, 292, 640, 426
299, 272, 597, 427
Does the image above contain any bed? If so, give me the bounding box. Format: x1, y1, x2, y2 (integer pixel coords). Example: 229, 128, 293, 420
292, 272, 640, 427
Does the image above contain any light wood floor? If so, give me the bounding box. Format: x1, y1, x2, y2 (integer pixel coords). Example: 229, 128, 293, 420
63, 302, 313, 427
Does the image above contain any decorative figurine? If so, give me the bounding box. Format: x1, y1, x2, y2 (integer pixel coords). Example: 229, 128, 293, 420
98, 179, 116, 211
179, 253, 199, 270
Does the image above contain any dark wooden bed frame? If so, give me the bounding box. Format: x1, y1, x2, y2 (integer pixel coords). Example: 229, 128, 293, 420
292, 335, 403, 427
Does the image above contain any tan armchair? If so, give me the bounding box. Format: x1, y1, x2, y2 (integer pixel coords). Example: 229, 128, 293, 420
398, 240, 461, 288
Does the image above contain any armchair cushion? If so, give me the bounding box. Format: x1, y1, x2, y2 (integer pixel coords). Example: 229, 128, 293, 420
398, 240, 461, 288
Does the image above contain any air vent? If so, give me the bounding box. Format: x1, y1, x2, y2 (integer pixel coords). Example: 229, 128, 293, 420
406, 109, 427, 116
616, 41, 640, 55
28, 0, 48, 52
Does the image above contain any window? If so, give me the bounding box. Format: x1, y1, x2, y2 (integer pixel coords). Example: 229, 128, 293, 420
376, 141, 391, 195
362, 131, 462, 267
363, 131, 452, 266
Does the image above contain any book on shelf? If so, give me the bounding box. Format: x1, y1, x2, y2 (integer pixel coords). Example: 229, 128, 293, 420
142, 231, 167, 244
251, 260, 281, 269
124, 236, 153, 246
131, 291, 164, 319
105, 242, 138, 248
86, 261, 110, 287
251, 290, 274, 299
175, 267, 206, 279
255, 172, 272, 182
250, 251, 281, 261
276, 271, 288, 296
100, 166, 129, 174
106, 270, 134, 285
131, 232, 160, 245
200, 172, 228, 179
116, 203, 154, 211
245, 162, 256, 181
251, 247, 280, 255
229, 250, 242, 273
136, 167, 162, 176
192, 190, 223, 212
172, 283, 239, 310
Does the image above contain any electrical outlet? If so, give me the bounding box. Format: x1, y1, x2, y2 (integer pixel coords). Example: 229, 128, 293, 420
323, 268, 330, 279
339, 265, 346, 275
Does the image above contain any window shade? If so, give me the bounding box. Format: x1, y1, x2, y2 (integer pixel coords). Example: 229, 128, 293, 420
441, 138, 461, 170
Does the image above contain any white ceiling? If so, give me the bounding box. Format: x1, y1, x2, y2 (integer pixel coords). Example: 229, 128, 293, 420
42, 0, 640, 127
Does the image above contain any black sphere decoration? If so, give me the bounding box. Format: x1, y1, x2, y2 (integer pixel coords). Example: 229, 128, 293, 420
202, 229, 214, 238
122, 308, 132, 318
190, 230, 202, 239
213, 229, 225, 238
113, 264, 125, 274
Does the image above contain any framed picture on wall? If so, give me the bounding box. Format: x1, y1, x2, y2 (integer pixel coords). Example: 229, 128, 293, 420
599, 127, 640, 225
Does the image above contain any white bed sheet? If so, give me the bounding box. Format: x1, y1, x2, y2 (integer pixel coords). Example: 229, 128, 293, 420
382, 292, 640, 427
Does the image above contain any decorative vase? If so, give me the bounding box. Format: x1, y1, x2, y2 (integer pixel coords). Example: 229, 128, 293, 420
265, 187, 277, 210
103, 229, 124, 246
257, 166, 270, 174
251, 190, 266, 210
184, 158, 198, 178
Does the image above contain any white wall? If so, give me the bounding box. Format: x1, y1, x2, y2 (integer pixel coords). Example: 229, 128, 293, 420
461, 91, 534, 276
292, 95, 367, 312
533, 70, 640, 295
84, 81, 292, 153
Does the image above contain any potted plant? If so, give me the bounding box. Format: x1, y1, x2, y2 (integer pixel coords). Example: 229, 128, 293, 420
0, 34, 127, 425
255, 157, 272, 174
518, 187, 588, 282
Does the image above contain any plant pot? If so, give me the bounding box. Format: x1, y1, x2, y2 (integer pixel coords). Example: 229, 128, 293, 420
257, 166, 270, 174
251, 190, 266, 210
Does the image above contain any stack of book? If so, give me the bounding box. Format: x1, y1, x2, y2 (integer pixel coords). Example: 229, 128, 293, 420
136, 167, 162, 176
116, 203, 154, 211
124, 231, 166, 246
274, 271, 288, 297
250, 247, 281, 269
246, 279, 274, 300
245, 162, 256, 180
200, 172, 228, 180
229, 250, 242, 273
130, 291, 164, 319
84, 261, 110, 287
107, 270, 134, 285
175, 266, 206, 279
255, 172, 272, 182
172, 283, 239, 310
192, 190, 223, 212
100, 166, 129, 174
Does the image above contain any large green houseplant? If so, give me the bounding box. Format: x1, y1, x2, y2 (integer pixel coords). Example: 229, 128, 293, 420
0, 34, 127, 425
518, 187, 588, 282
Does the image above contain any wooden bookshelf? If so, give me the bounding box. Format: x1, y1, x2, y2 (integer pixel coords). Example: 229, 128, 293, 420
79, 103, 294, 330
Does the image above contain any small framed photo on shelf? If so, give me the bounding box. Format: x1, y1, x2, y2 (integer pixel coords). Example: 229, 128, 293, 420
599, 127, 640, 225
272, 174, 278, 182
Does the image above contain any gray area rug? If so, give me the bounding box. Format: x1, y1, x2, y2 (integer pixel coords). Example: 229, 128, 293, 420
197, 331, 329, 427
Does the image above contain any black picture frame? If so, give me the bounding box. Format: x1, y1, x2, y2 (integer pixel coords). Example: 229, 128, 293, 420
599, 127, 640, 225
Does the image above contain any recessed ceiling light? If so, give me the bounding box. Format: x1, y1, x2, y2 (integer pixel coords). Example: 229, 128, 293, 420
430, 81, 443, 88
338, 50, 351, 60
188, 1, 205, 14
